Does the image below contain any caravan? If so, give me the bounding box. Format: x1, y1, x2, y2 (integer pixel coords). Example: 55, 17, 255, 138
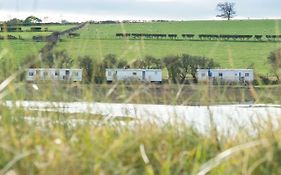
197, 69, 254, 83
106, 69, 162, 83
26, 68, 83, 82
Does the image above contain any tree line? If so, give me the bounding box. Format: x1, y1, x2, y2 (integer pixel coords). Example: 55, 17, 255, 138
1, 48, 280, 85
31, 51, 219, 84
23, 49, 280, 85
116, 33, 281, 42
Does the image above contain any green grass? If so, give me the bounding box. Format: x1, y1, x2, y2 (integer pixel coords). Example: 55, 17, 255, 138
1, 105, 281, 175
0, 24, 76, 40
57, 38, 280, 75
0, 40, 44, 63
0, 32, 52, 40
0, 24, 77, 81
34, 24, 76, 32
80, 20, 281, 39
55, 20, 281, 76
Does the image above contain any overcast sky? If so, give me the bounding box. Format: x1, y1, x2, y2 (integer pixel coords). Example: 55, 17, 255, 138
0, 0, 280, 22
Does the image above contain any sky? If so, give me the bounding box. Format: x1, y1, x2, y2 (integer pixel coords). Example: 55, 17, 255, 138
0, 0, 280, 22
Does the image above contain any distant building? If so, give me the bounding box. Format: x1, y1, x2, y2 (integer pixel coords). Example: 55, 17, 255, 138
106, 69, 162, 83
26, 68, 82, 82
196, 69, 254, 83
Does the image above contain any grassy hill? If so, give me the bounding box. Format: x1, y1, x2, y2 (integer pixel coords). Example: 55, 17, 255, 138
56, 20, 281, 76
80, 20, 281, 38
0, 24, 77, 81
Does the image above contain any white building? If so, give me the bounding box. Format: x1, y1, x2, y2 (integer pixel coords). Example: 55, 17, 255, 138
106, 69, 162, 83
26, 68, 83, 82
196, 69, 254, 83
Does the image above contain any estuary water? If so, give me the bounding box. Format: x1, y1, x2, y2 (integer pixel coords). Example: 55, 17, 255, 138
4, 101, 281, 135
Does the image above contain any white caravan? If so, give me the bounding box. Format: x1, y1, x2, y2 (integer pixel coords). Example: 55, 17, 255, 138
26, 68, 83, 82
106, 69, 162, 83
196, 69, 254, 82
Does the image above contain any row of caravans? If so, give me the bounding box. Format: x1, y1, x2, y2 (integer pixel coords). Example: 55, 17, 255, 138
25, 68, 254, 83
105, 68, 254, 83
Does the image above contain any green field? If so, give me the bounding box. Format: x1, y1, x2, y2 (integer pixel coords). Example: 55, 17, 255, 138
0, 40, 44, 63
0, 24, 77, 81
55, 20, 281, 75
0, 24, 76, 40
80, 20, 281, 38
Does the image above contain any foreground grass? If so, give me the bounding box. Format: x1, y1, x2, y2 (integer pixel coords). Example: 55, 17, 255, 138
0, 105, 281, 174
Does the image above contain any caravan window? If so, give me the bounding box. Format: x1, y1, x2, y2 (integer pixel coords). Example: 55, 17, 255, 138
29, 72, 34, 76
108, 71, 112, 76
133, 72, 137, 75
55, 70, 59, 76
245, 73, 250, 77
219, 73, 223, 77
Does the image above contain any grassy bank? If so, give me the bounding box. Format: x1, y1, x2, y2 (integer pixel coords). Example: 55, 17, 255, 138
0, 105, 281, 174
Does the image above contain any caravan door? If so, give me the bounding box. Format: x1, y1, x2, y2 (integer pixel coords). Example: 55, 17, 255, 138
142, 71, 146, 81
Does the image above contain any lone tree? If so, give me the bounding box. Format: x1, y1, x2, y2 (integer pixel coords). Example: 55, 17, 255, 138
216, 2, 236, 20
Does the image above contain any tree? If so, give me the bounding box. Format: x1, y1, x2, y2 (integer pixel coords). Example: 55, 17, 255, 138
143, 55, 163, 69
117, 59, 129, 68
24, 16, 42, 25
216, 2, 236, 20
163, 55, 181, 83
163, 54, 220, 83
42, 53, 54, 68
54, 50, 73, 68
5, 18, 23, 25
103, 54, 118, 68
132, 56, 162, 69
268, 49, 281, 81
79, 56, 94, 83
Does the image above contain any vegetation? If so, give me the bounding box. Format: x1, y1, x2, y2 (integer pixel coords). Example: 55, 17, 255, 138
56, 20, 281, 76
24, 16, 42, 25
216, 2, 236, 20
163, 54, 219, 83
0, 89, 281, 174
268, 48, 281, 81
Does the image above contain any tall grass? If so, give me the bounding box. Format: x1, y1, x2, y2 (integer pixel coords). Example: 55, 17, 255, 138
1, 105, 281, 174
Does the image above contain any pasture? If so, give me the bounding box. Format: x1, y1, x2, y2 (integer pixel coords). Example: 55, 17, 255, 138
56, 20, 281, 75
0, 41, 44, 65
0, 24, 76, 40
